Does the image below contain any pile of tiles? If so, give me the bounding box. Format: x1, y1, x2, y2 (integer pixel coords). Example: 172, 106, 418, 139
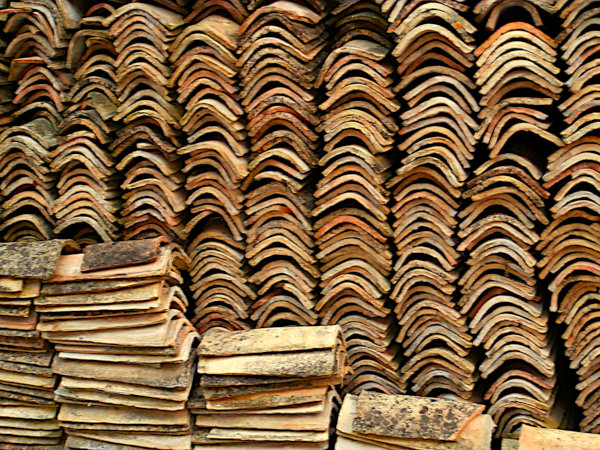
313, 0, 402, 395
336, 391, 494, 449
0, 240, 75, 447
190, 326, 348, 448
52, 3, 121, 244
35, 237, 197, 449
237, 0, 325, 327
385, 1, 478, 400
172, 0, 255, 333
3, 0, 600, 441
0, 118, 57, 241
459, 2, 563, 437
537, 0, 600, 434
106, 3, 188, 242
0, 1, 80, 241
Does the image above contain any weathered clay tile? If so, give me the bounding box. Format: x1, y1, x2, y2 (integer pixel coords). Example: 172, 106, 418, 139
337, 392, 493, 449
473, 0, 561, 30
0, 1, 598, 446
101, 3, 188, 244
0, 240, 75, 280
517, 425, 600, 449
0, 115, 58, 241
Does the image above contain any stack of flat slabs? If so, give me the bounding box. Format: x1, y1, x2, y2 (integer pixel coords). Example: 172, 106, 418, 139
33, 237, 198, 450
190, 325, 349, 448
0, 240, 76, 447
336, 391, 494, 449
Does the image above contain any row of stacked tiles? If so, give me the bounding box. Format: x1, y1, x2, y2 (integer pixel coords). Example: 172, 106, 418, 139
0, 0, 598, 439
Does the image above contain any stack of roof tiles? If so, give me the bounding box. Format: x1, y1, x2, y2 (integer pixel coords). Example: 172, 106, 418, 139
106, 3, 188, 243
0, 1, 76, 241
51, 3, 121, 244
459, 1, 563, 437
0, 118, 57, 241
172, 0, 255, 333
35, 238, 197, 449
2, 0, 600, 442
313, 0, 401, 395
538, 0, 600, 435
0, 241, 73, 447
190, 326, 347, 448
385, 1, 478, 400
237, 0, 325, 327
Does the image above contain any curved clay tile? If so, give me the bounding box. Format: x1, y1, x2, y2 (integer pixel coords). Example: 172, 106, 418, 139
181, 142, 247, 180
465, 168, 549, 202
538, 224, 598, 267
395, 231, 460, 267
480, 0, 545, 31
477, 103, 550, 143
188, 0, 246, 24
471, 312, 549, 350
391, 3, 476, 43
476, 22, 557, 62
172, 54, 236, 88
460, 193, 543, 228
317, 52, 391, 90
561, 87, 600, 127
398, 348, 476, 388
103, 3, 183, 33
392, 23, 474, 60
387, 0, 469, 25
399, 149, 468, 184
392, 193, 457, 225
400, 39, 473, 81
560, 14, 600, 60
319, 160, 388, 192
389, 166, 461, 198
238, 15, 326, 47
399, 120, 474, 160
0, 214, 54, 241
319, 40, 387, 81
173, 19, 238, 61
